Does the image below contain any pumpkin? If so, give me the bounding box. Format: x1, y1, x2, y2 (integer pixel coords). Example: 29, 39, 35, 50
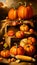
24, 44, 35, 56
10, 45, 25, 55
7, 30, 15, 36
1, 50, 10, 58
20, 38, 33, 46
20, 24, 29, 32
8, 8, 17, 20
20, 38, 28, 47
15, 31, 24, 38
17, 5, 34, 19
28, 37, 36, 44
27, 39, 33, 45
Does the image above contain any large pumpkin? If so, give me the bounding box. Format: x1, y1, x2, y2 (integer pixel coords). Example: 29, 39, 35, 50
8, 8, 17, 20
17, 5, 34, 19
24, 44, 35, 56
10, 45, 25, 55
1, 50, 10, 58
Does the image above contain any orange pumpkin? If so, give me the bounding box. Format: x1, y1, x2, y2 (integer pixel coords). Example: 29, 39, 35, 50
24, 44, 35, 56
27, 39, 33, 45
28, 37, 36, 44
7, 30, 15, 36
10, 45, 25, 55
1, 50, 10, 58
8, 8, 17, 20
15, 31, 24, 38
20, 24, 29, 32
17, 5, 34, 19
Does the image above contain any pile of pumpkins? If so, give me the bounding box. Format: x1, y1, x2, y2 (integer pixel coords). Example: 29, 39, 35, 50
0, 36, 36, 58
4, 24, 35, 38
0, 3, 36, 58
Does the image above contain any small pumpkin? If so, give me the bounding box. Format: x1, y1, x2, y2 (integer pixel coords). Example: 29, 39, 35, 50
20, 24, 29, 32
24, 44, 35, 56
10, 45, 25, 55
17, 4, 34, 19
8, 8, 17, 20
15, 31, 24, 38
1, 50, 10, 58
28, 37, 36, 44
7, 30, 15, 36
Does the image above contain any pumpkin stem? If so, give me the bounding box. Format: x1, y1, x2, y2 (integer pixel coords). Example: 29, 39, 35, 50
29, 3, 32, 6
14, 43, 18, 48
18, 2, 23, 5
3, 47, 6, 50
24, 2, 27, 7
23, 24, 26, 26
